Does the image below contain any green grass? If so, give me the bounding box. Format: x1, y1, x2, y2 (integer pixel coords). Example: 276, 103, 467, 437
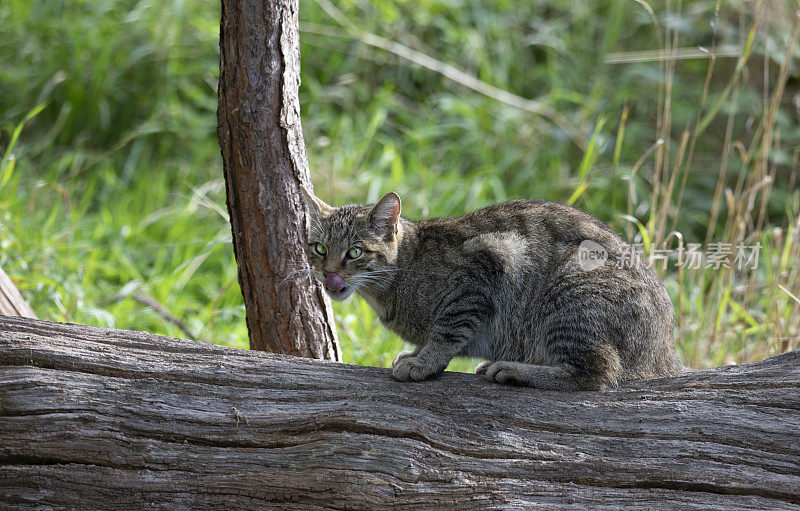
1, 0, 799, 372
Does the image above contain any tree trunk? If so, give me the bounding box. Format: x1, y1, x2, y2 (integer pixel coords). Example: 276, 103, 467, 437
1, 315, 798, 509
217, 0, 339, 359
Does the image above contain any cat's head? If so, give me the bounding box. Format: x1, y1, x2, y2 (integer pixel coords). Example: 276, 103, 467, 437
300, 186, 402, 301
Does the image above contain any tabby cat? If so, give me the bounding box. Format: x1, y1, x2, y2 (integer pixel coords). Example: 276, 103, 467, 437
301, 186, 685, 391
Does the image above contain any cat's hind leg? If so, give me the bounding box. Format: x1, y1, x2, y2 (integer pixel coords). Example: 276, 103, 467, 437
481, 361, 583, 391
480, 344, 622, 391
474, 360, 493, 375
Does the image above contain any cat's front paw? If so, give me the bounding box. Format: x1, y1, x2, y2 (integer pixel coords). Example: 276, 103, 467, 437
392, 356, 440, 382
392, 350, 418, 366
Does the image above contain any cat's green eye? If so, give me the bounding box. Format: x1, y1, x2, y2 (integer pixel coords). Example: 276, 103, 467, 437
346, 247, 363, 259
314, 243, 328, 256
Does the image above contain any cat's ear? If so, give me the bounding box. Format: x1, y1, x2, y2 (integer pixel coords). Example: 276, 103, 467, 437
369, 192, 401, 240
299, 184, 334, 217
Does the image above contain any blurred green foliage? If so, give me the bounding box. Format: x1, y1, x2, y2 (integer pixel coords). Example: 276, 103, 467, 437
1, 0, 798, 370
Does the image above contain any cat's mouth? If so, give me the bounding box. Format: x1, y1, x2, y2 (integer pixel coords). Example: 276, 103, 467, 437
323, 273, 355, 301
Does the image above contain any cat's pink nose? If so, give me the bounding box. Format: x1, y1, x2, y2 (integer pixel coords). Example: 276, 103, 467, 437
324, 273, 347, 292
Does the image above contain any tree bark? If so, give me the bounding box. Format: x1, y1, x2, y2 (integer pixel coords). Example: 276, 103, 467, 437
217, 0, 339, 359
1, 315, 799, 509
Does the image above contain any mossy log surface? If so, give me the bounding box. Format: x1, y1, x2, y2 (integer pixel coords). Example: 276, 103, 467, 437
1, 315, 799, 509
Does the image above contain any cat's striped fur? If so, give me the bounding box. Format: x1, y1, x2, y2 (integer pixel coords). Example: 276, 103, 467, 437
302, 187, 685, 390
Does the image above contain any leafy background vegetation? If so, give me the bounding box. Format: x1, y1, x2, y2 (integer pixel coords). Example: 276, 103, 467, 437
2, 0, 798, 372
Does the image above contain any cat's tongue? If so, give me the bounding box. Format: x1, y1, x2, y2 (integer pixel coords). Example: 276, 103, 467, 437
324, 273, 347, 292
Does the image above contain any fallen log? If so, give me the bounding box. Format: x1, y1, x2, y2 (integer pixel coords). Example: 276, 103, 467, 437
1, 315, 798, 509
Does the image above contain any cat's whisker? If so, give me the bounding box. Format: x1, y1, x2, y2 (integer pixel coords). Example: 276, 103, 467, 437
280, 257, 317, 266
355, 274, 395, 281
349, 275, 395, 289
278, 268, 317, 287
354, 271, 399, 278
350, 276, 377, 284
352, 275, 389, 282
358, 268, 407, 276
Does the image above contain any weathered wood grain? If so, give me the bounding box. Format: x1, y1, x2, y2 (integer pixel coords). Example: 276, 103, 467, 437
1, 315, 799, 509
0, 267, 35, 319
